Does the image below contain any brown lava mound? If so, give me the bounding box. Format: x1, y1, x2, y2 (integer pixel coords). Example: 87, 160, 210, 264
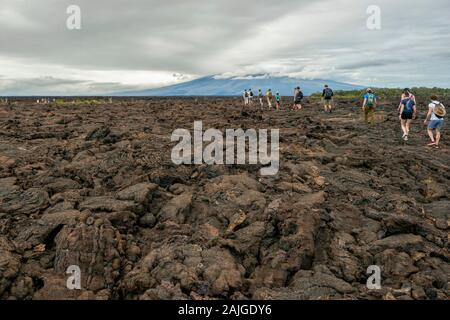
0, 97, 449, 300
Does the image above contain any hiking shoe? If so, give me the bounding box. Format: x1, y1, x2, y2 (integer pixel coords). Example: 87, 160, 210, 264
427, 141, 436, 146
404, 135, 408, 141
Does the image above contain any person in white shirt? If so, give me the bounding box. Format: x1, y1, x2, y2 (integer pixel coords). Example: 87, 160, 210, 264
424, 95, 446, 148
243, 90, 249, 106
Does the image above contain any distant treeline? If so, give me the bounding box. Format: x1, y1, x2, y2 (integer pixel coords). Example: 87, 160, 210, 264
311, 87, 450, 100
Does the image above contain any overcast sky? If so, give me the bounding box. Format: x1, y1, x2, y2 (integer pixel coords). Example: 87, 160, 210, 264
1, 0, 449, 95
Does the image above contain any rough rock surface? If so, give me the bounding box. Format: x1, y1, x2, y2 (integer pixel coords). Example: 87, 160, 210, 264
0, 97, 448, 300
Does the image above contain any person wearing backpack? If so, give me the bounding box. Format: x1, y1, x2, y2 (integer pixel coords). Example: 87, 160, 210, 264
398, 91, 417, 141
258, 89, 264, 109
249, 89, 254, 105
266, 89, 273, 109
362, 88, 377, 124
322, 85, 334, 113
424, 95, 446, 148
293, 87, 304, 110
275, 92, 281, 110
398, 88, 417, 114
243, 90, 248, 106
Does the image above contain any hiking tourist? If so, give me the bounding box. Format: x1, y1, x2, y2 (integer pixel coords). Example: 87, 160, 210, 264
424, 95, 446, 148
249, 89, 254, 105
322, 85, 334, 113
275, 92, 281, 110
258, 89, 264, 109
266, 89, 273, 109
398, 91, 417, 141
293, 87, 304, 110
362, 88, 377, 124
399, 88, 417, 113
243, 90, 249, 106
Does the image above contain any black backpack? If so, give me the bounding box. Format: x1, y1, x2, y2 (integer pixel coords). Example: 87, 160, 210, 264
324, 88, 333, 99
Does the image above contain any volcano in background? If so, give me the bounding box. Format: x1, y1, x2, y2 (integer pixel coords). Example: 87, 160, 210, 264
116, 75, 365, 96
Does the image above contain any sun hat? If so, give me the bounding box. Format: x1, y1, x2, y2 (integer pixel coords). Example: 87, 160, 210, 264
434, 104, 446, 118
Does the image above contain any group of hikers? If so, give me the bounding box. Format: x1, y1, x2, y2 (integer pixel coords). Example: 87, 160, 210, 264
361, 87, 446, 148
396, 90, 446, 148
243, 85, 334, 112
36, 98, 51, 104
243, 86, 446, 149
243, 89, 282, 110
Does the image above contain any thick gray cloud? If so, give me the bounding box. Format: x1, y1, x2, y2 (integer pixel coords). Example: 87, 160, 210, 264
0, 76, 137, 96
0, 0, 449, 95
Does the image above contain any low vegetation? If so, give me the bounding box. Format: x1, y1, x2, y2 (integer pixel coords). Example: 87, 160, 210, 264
311, 87, 450, 100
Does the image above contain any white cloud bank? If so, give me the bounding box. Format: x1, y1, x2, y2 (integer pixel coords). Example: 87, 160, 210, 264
0, 0, 449, 95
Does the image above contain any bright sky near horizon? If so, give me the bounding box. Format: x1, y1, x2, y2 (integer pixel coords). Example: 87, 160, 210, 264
0, 0, 449, 95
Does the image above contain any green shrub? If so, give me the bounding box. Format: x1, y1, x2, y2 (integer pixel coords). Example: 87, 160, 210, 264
311, 87, 450, 100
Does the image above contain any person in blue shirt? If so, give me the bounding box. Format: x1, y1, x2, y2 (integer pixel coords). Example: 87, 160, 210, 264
362, 88, 377, 124
398, 88, 416, 114
398, 91, 417, 141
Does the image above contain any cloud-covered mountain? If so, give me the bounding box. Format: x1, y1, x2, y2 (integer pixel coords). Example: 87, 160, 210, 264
117, 75, 364, 96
